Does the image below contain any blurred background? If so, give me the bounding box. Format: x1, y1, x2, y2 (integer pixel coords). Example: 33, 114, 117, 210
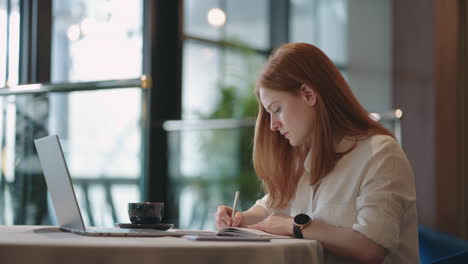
0, 0, 466, 243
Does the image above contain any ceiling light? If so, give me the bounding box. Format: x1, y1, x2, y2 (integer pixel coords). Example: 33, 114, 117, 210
207, 8, 226, 27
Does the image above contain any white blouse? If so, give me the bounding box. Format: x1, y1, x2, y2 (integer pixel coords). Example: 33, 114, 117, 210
255, 135, 419, 263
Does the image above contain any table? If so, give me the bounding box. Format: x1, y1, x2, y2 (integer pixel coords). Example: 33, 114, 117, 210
0, 225, 324, 264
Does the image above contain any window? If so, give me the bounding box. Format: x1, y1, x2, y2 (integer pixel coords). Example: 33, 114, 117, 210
0, 0, 21, 225
0, 0, 20, 87
50, 0, 144, 227
167, 0, 268, 230
291, 0, 348, 65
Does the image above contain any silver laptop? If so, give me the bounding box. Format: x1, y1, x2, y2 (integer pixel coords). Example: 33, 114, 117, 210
34, 134, 184, 237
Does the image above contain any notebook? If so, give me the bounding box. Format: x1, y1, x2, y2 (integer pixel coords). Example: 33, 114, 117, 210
185, 227, 291, 241
217, 227, 290, 238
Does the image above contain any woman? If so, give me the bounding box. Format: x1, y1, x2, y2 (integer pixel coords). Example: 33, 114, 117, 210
215, 43, 418, 263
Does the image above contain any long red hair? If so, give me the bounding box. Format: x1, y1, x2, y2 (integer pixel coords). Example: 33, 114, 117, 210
253, 43, 392, 209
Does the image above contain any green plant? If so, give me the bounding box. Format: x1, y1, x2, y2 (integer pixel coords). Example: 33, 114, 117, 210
199, 39, 265, 211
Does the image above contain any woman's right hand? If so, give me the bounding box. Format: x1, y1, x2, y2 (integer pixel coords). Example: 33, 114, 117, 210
215, 205, 244, 229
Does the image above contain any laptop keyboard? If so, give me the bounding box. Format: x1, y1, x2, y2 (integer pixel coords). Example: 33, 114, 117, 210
87, 227, 171, 234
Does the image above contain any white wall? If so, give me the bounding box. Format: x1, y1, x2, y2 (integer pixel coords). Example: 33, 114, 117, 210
347, 0, 392, 113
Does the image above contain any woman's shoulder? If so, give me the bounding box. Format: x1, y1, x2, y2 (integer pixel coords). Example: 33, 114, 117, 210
346, 134, 405, 160
367, 134, 399, 148
357, 134, 400, 151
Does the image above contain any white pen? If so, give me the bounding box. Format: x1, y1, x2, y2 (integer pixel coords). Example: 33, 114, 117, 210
231, 191, 240, 224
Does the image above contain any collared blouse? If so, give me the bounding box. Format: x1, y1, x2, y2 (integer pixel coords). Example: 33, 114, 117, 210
255, 135, 419, 263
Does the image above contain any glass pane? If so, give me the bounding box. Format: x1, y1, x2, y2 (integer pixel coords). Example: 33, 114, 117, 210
0, 0, 7, 86
48, 0, 144, 227
0, 95, 20, 225
291, 0, 393, 114
184, 0, 269, 50
51, 88, 143, 227
175, 40, 265, 229
182, 40, 265, 120
168, 125, 260, 230
0, 0, 21, 225
0, 0, 20, 87
184, 0, 223, 41
51, 0, 143, 82
0, 87, 143, 226
182, 40, 221, 120
7, 0, 19, 86
222, 48, 266, 109
224, 0, 269, 50
65, 90, 142, 179
291, 0, 348, 65
0, 94, 50, 225
183, 0, 269, 230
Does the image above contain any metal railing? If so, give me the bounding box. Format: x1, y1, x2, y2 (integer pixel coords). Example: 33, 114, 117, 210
0, 75, 151, 95
163, 117, 256, 131
163, 110, 402, 142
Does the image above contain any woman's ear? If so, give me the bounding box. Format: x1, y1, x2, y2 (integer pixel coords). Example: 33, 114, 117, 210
301, 84, 317, 107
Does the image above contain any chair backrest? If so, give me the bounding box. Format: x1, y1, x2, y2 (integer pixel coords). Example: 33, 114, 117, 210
432, 249, 468, 264
419, 225, 468, 264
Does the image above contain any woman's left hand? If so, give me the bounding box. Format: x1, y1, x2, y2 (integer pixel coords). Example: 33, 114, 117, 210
247, 213, 294, 236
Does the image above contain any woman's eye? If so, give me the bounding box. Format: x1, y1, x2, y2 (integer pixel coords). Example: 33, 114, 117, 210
274, 108, 281, 114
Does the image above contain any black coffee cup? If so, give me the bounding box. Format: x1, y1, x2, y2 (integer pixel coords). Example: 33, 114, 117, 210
128, 202, 164, 225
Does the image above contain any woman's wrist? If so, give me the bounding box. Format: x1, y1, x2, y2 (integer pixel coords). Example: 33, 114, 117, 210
286, 217, 295, 236
240, 211, 258, 227
301, 219, 327, 240
242, 206, 269, 226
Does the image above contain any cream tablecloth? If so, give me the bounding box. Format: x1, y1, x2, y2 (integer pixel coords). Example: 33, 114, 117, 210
0, 225, 324, 264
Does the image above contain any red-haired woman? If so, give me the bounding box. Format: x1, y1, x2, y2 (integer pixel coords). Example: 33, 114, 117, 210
215, 43, 418, 263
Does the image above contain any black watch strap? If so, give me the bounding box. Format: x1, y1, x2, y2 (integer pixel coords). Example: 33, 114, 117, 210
293, 214, 311, 239
293, 224, 304, 238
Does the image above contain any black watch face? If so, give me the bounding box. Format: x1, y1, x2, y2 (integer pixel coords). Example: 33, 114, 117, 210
294, 214, 311, 225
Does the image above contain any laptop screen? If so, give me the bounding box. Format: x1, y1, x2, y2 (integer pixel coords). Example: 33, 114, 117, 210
34, 135, 86, 231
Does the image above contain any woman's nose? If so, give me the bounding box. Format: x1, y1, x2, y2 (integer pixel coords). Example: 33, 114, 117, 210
270, 117, 281, 131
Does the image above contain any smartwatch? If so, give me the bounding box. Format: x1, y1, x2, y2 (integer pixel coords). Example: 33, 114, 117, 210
293, 214, 312, 239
